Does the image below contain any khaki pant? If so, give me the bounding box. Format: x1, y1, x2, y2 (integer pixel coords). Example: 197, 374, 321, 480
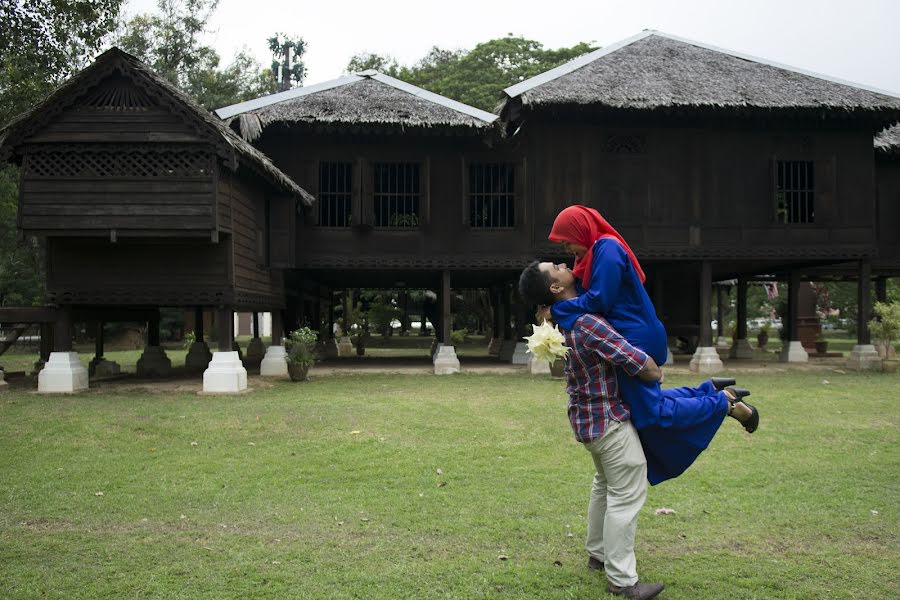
582, 419, 648, 587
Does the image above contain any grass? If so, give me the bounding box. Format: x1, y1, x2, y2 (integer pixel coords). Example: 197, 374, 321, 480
1, 371, 898, 599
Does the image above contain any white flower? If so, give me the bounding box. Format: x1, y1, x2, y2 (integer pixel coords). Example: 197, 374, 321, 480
524, 320, 570, 363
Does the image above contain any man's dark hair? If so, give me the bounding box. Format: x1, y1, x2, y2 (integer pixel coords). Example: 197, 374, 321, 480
518, 260, 556, 306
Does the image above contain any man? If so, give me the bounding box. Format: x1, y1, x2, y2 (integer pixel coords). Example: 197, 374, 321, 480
519, 260, 665, 600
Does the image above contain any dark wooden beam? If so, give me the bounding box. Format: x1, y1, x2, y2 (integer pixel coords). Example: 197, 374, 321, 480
195, 307, 205, 341
272, 310, 283, 346
440, 270, 452, 345
217, 307, 233, 352
699, 261, 712, 347
0, 307, 58, 323
857, 260, 872, 346
788, 271, 800, 341
736, 279, 748, 340
53, 306, 72, 352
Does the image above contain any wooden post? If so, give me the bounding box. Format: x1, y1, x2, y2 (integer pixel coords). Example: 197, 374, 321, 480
875, 277, 888, 304
53, 306, 72, 352
788, 271, 800, 342
94, 322, 104, 360
39, 322, 54, 363
252, 312, 260, 338
857, 260, 872, 346
698, 261, 712, 347
441, 270, 452, 345
272, 310, 283, 345
491, 287, 501, 338
195, 307, 205, 342
736, 279, 748, 341
716, 285, 726, 340
217, 307, 233, 352
148, 312, 161, 347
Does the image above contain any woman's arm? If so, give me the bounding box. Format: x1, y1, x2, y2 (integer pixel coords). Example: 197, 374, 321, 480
550, 239, 628, 327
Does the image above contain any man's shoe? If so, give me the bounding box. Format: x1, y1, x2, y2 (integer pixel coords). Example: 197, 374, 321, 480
607, 581, 665, 600
587, 556, 604, 571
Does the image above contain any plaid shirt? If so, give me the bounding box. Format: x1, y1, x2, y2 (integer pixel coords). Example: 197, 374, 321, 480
563, 314, 649, 443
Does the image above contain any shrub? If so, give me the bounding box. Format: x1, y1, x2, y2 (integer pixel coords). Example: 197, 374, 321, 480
285, 327, 318, 368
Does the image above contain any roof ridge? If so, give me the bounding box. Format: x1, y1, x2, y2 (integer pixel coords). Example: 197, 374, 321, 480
365, 72, 498, 123
215, 74, 363, 119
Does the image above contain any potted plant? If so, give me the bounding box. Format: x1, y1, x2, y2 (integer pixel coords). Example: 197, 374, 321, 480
814, 332, 829, 355
285, 326, 318, 381
869, 301, 900, 372
757, 322, 770, 350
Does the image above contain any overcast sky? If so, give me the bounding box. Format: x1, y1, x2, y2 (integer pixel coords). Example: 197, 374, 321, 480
124, 0, 900, 96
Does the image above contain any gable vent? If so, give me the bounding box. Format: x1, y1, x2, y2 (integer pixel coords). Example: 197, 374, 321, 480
78, 76, 154, 110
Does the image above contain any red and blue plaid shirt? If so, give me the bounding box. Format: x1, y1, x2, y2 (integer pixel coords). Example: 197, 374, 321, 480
563, 314, 649, 443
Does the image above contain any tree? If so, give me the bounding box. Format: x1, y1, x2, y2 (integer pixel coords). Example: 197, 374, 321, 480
1, 0, 127, 307
268, 34, 307, 91
346, 35, 597, 111
117, 0, 277, 108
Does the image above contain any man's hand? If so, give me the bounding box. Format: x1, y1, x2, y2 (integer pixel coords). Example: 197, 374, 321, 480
637, 356, 663, 383
535, 305, 552, 324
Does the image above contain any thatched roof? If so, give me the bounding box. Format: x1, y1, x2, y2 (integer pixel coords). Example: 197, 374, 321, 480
875, 124, 900, 156
501, 31, 900, 125
0, 48, 313, 205
216, 71, 498, 141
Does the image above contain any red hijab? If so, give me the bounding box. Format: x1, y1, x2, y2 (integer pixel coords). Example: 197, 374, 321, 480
548, 205, 646, 288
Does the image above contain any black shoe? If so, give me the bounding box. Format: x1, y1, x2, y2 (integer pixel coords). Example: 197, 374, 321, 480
710, 377, 736, 391
726, 387, 759, 434
588, 556, 604, 571
607, 581, 665, 600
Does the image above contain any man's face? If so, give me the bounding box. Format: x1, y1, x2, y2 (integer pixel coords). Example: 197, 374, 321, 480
539, 261, 575, 296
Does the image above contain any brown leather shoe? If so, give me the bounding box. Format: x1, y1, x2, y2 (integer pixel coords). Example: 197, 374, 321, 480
588, 555, 604, 571
607, 581, 665, 599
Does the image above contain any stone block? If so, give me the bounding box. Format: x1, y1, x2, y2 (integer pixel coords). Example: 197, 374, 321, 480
92, 359, 121, 378
498, 340, 516, 362
846, 344, 882, 371
511, 342, 530, 365
38, 352, 89, 393
260, 345, 289, 377
245, 337, 266, 366
779, 341, 809, 363
729, 338, 754, 360
185, 341, 213, 371
433, 345, 460, 375
337, 336, 354, 357
528, 355, 551, 375
203, 351, 248, 393
487, 338, 502, 356
689, 346, 724, 375
136, 346, 172, 377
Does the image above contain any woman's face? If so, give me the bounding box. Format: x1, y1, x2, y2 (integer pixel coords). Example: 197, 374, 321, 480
560, 241, 588, 259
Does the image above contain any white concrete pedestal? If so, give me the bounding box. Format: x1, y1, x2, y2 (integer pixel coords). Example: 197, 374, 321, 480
245, 337, 266, 366
433, 345, 460, 375
487, 337, 502, 356
511, 342, 530, 365
846, 344, 882, 371
689, 346, 725, 375
779, 341, 809, 363
259, 345, 288, 377
663, 348, 674, 366
0, 368, 7, 391
38, 352, 89, 393
715, 336, 730, 347
528, 355, 551, 375
498, 340, 516, 362
136, 346, 172, 377
185, 341, 213, 371
203, 351, 248, 393
91, 359, 121, 378
729, 338, 754, 360
337, 336, 354, 357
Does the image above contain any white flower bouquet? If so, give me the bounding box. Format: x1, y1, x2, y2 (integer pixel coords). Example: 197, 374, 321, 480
524, 320, 570, 363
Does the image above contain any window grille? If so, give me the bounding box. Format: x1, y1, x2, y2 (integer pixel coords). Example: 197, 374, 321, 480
776, 160, 815, 224
469, 163, 515, 228
373, 163, 420, 227
318, 162, 353, 227
24, 150, 212, 178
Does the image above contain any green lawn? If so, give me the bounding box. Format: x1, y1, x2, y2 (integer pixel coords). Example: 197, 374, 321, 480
1, 371, 897, 599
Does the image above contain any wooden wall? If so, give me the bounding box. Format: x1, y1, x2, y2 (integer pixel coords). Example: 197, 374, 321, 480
875, 157, 900, 266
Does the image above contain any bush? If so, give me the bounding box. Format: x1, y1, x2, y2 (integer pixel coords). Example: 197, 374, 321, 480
450, 328, 468, 346
285, 327, 318, 368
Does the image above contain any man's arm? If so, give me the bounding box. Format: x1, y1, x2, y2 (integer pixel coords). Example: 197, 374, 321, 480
580, 315, 662, 383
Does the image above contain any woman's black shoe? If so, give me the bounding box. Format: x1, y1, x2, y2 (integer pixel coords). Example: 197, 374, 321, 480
710, 377, 736, 391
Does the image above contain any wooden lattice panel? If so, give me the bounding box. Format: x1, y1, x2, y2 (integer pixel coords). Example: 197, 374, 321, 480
78, 77, 155, 110
25, 148, 213, 178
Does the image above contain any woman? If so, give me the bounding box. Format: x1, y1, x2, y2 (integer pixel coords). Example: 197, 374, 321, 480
546, 205, 758, 484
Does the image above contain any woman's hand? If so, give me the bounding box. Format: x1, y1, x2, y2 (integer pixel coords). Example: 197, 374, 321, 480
535, 305, 552, 324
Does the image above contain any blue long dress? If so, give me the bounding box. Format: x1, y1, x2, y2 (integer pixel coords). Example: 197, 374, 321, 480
551, 238, 729, 485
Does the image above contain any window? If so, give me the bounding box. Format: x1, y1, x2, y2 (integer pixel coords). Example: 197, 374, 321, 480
469, 163, 515, 228
776, 160, 814, 224
318, 162, 352, 227
373, 163, 420, 227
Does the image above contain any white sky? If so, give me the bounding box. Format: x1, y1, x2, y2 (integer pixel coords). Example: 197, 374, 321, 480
123, 0, 900, 96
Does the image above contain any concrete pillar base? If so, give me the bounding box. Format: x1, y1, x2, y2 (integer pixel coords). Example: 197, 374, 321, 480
846, 344, 882, 371
528, 355, 551, 375
487, 337, 502, 356
38, 352, 89, 393
433, 345, 460, 375
498, 340, 516, 362
689, 346, 725, 375
337, 336, 354, 357
184, 341, 213, 371
511, 342, 530, 365
729, 338, 754, 360
91, 359, 121, 378
0, 368, 7, 390
318, 338, 339, 359
779, 341, 809, 363
663, 348, 674, 366
136, 346, 173, 377
245, 337, 266, 366
32, 359, 46, 375
715, 335, 730, 347
260, 345, 289, 377
203, 351, 248, 393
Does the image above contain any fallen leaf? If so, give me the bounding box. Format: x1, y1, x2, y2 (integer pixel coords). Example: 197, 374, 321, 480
360, 518, 370, 522
498, 555, 509, 561
437, 481, 447, 488
190, 441, 198, 446
821, 379, 830, 385
350, 430, 361, 435
871, 510, 879, 516
248, 442, 255, 446
553, 560, 563, 567
566, 533, 574, 538
180, 515, 187, 520
94, 491, 104, 496
436, 468, 444, 476
271, 560, 281, 565
655, 507, 675, 515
